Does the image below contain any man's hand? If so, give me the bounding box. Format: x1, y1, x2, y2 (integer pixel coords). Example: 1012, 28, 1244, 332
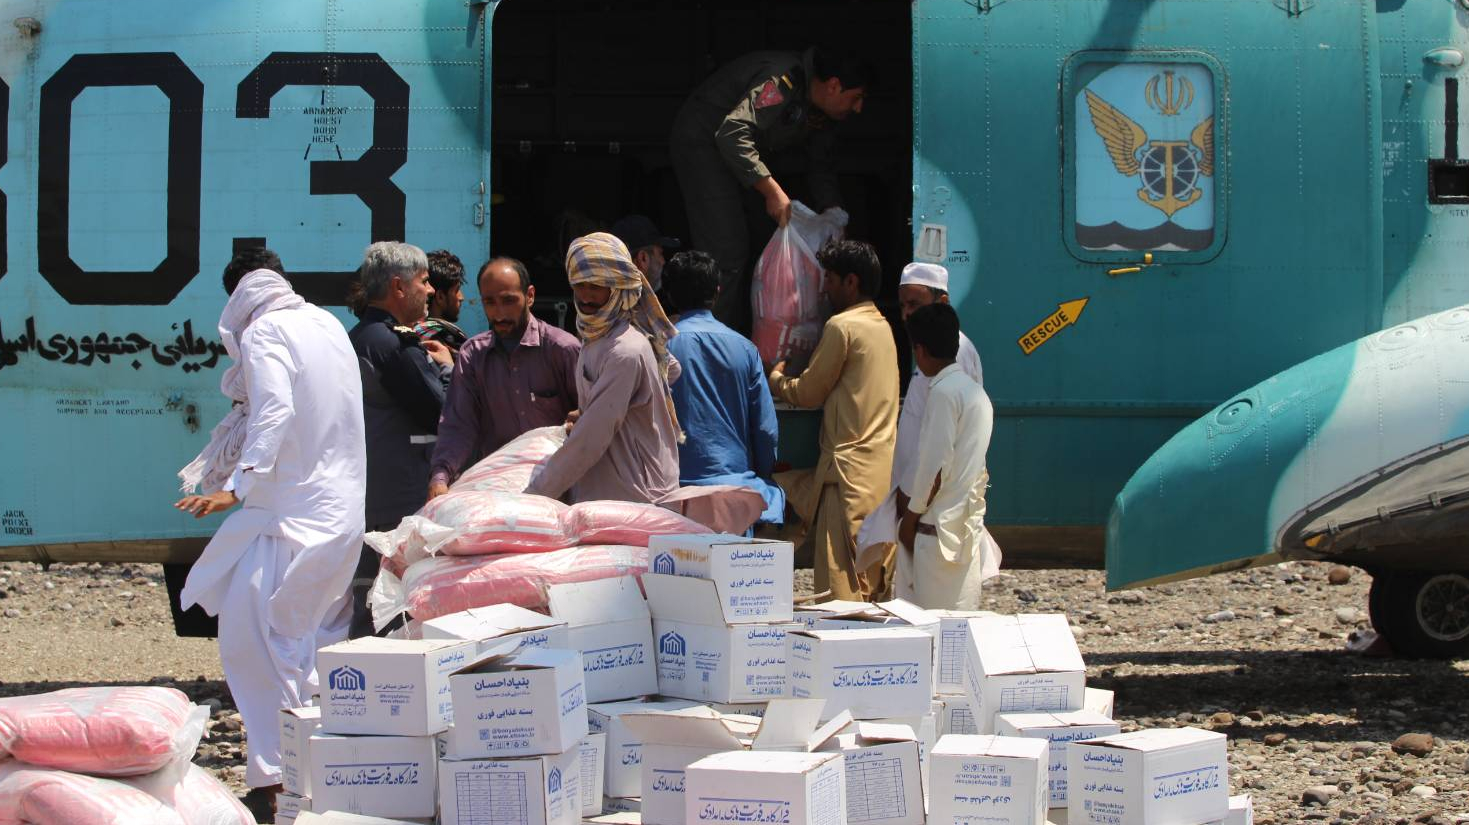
427, 480, 450, 501
564, 409, 582, 433
174, 490, 238, 519
769, 360, 787, 379
898, 510, 919, 555
422, 339, 453, 368
754, 177, 792, 227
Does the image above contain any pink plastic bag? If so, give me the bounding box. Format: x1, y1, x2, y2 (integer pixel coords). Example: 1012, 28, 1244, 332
162, 765, 254, 825
751, 202, 847, 364
563, 501, 707, 546
400, 545, 648, 620
0, 762, 184, 825
452, 426, 566, 493
420, 491, 572, 555
0, 687, 205, 777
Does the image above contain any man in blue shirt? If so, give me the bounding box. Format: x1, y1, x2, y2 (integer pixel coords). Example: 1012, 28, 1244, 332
662, 251, 785, 524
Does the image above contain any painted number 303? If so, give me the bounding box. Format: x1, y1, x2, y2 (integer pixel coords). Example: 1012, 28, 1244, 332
0, 51, 410, 306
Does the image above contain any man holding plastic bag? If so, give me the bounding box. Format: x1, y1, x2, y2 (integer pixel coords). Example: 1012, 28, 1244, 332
670, 47, 873, 331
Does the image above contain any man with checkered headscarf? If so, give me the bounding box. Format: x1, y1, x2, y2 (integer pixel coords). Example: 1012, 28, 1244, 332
525, 232, 682, 504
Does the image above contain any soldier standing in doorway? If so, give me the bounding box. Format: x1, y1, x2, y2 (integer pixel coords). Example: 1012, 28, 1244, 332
670, 47, 874, 332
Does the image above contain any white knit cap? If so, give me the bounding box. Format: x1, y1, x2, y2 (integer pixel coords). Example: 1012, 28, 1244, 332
900, 262, 949, 291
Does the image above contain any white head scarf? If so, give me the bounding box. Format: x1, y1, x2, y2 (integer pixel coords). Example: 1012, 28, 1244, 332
178, 269, 304, 493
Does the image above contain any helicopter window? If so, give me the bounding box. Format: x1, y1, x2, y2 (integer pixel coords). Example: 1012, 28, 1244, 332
1062, 54, 1226, 263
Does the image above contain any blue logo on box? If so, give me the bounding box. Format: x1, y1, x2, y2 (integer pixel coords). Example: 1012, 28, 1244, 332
328, 666, 365, 691
548, 767, 562, 794
652, 553, 675, 574
659, 631, 686, 656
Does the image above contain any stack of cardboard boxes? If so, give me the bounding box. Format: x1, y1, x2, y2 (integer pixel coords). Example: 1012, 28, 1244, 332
270, 536, 1254, 825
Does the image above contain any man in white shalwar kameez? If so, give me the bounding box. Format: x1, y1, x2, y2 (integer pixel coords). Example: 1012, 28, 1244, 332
855, 262, 995, 592
896, 302, 995, 609
174, 251, 365, 813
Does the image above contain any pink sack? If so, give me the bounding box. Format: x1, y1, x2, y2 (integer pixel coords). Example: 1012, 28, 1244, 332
420, 491, 572, 555
0, 763, 185, 825
452, 426, 566, 493
402, 545, 648, 620
0, 687, 205, 777
563, 501, 707, 546
162, 765, 254, 825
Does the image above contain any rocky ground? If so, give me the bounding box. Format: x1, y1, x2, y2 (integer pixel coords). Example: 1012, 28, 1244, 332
0, 560, 1465, 824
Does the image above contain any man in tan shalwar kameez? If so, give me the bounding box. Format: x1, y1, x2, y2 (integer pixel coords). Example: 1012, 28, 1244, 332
769, 239, 898, 600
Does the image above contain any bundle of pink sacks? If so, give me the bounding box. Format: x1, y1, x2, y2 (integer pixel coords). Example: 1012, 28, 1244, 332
0, 686, 253, 825
367, 426, 765, 631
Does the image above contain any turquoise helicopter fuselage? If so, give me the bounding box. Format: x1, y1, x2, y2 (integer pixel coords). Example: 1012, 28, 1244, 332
0, 0, 1463, 576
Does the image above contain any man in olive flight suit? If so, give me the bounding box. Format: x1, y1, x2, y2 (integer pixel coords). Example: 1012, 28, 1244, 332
670, 47, 874, 332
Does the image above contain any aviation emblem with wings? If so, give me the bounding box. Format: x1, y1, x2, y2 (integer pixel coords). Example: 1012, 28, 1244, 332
1084, 83, 1214, 219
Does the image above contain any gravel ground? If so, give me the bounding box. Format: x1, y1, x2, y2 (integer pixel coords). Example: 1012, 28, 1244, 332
0, 560, 1466, 824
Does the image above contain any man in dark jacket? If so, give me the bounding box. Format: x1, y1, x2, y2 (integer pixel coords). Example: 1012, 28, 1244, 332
347, 241, 452, 637
670, 47, 873, 331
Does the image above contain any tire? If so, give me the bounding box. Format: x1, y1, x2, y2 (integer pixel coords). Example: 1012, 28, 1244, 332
1370, 570, 1469, 659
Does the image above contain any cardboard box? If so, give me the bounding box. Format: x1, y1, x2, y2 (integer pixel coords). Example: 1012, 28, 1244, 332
646, 534, 795, 622
439, 749, 581, 825
586, 814, 642, 825
278, 792, 309, 818
810, 600, 938, 635
623, 702, 840, 825
996, 710, 1122, 807
278, 814, 298, 825
786, 628, 933, 720
793, 600, 877, 630
294, 814, 431, 825
1084, 687, 1115, 719
939, 696, 978, 736
869, 705, 939, 794
929, 734, 1049, 825
445, 648, 589, 758
1211, 794, 1253, 825
1067, 727, 1228, 825
963, 615, 1085, 734
549, 578, 657, 703
580, 734, 608, 816
644, 573, 798, 702
308, 732, 437, 819
281, 706, 323, 797
928, 609, 997, 695
588, 699, 702, 799
706, 701, 767, 717
603, 796, 642, 814
685, 750, 846, 825
422, 604, 571, 656
317, 638, 476, 736
819, 723, 922, 825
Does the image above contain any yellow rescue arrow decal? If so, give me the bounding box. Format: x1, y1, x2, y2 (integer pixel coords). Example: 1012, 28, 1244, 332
1017, 298, 1090, 356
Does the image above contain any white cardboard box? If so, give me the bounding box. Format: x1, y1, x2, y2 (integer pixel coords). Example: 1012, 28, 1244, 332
281, 706, 323, 797
939, 696, 978, 736
586, 814, 642, 825
1211, 794, 1252, 825
623, 702, 841, 825
1084, 687, 1115, 719
786, 628, 933, 720
793, 600, 877, 630
930, 734, 1049, 825
644, 573, 798, 702
439, 749, 581, 825
318, 638, 476, 736
963, 615, 1085, 734
589, 699, 702, 799
278, 792, 310, 818
819, 722, 922, 825
706, 701, 767, 717
422, 604, 571, 656
996, 710, 1122, 807
445, 647, 589, 758
685, 750, 846, 825
279, 814, 299, 825
579, 734, 608, 816
811, 600, 938, 635
603, 796, 642, 814
308, 732, 437, 818
646, 534, 795, 622
295, 814, 431, 825
550, 578, 658, 703
1067, 727, 1229, 825
928, 610, 997, 695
